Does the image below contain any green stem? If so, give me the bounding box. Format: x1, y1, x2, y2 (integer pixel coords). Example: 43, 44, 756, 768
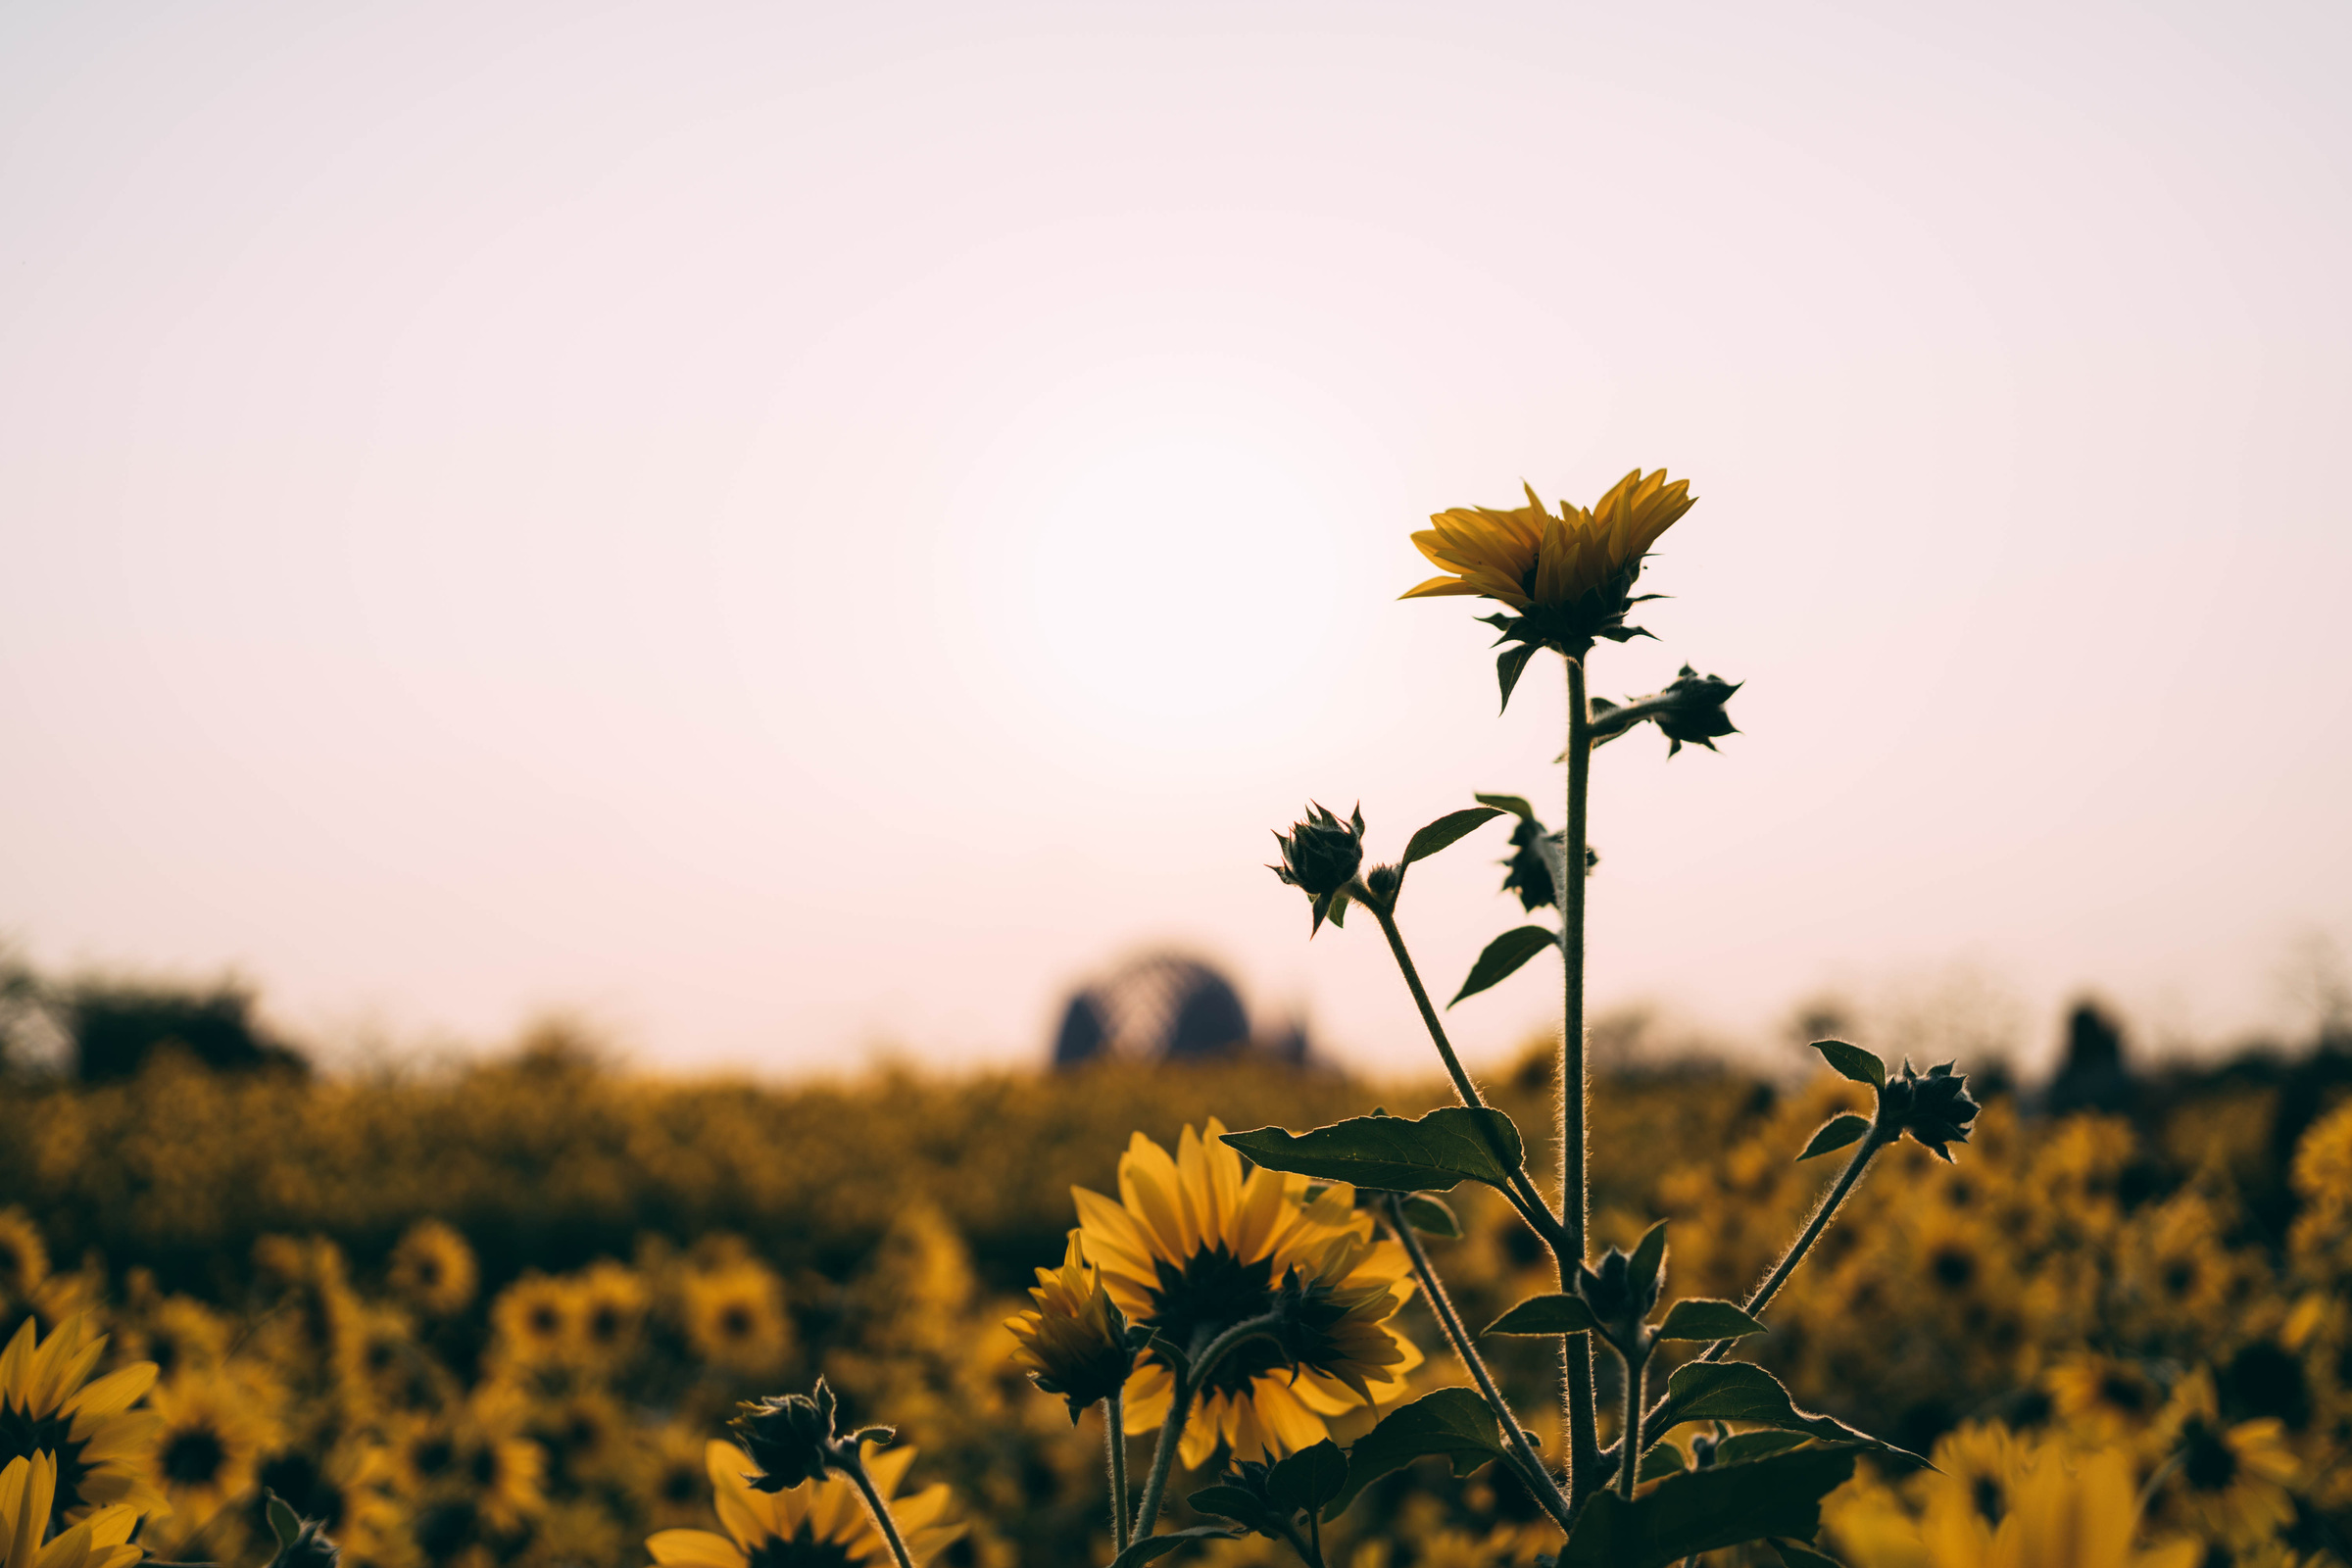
1131, 1313, 1284, 1540
1562, 653, 1599, 1497
1385, 1197, 1575, 1533
1360, 893, 1566, 1250
1106, 1391, 1131, 1553
838, 1449, 919, 1568
1617, 1344, 1648, 1501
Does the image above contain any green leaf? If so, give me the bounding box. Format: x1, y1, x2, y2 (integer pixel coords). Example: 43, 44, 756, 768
1660, 1362, 1924, 1465
1807, 1039, 1886, 1091
1398, 1194, 1462, 1239
1656, 1298, 1767, 1342
1496, 642, 1542, 712
1630, 1218, 1670, 1297
1448, 926, 1559, 1006
1716, 1432, 1813, 1466
1266, 1439, 1348, 1515
1797, 1113, 1872, 1162
1221, 1106, 1526, 1195
1110, 1526, 1244, 1566
1185, 1485, 1284, 1537
1472, 793, 1537, 820
1554, 1447, 1861, 1568
1767, 1539, 1848, 1567
1401, 807, 1504, 866
1326, 1388, 1509, 1517
1483, 1293, 1600, 1337
266, 1495, 303, 1552
1637, 1444, 1688, 1481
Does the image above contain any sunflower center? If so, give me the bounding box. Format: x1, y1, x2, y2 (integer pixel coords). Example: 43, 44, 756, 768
589, 1305, 624, 1344
1969, 1474, 2004, 1524
0, 1402, 94, 1510
658, 1463, 699, 1505
2180, 1420, 2239, 1493
1929, 1246, 1977, 1291
163, 1425, 228, 1486
2098, 1373, 2151, 1415
720, 1305, 755, 1341
746, 1523, 863, 1568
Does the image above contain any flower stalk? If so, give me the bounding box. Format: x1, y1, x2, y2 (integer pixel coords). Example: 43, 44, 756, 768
836, 1447, 920, 1568
1130, 1312, 1285, 1541
1561, 653, 1600, 1497
1105, 1392, 1130, 1554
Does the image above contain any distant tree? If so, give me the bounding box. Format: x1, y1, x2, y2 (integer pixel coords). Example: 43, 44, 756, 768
2044, 998, 2132, 1114
65, 975, 307, 1081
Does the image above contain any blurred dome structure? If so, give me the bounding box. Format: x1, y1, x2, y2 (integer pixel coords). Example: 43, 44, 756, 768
1050, 951, 1307, 1069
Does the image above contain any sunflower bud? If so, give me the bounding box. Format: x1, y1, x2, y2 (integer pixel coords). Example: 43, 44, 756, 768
1879, 1059, 1980, 1162
1269, 803, 1365, 936
1005, 1237, 1136, 1424
1651, 666, 1741, 757
1574, 1244, 1663, 1340
732, 1381, 847, 1492
1500, 816, 1559, 911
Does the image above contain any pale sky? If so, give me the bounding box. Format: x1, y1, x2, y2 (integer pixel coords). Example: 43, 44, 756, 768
3, 0, 2347, 1079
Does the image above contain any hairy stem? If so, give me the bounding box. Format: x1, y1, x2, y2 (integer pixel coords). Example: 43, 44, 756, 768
1361, 893, 1567, 1250
839, 1449, 919, 1568
1618, 1345, 1647, 1501
1385, 1197, 1575, 1533
1106, 1391, 1131, 1552
1132, 1313, 1284, 1540
1562, 653, 1598, 1496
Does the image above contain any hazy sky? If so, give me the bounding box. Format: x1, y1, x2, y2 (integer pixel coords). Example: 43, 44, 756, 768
3, 0, 2347, 1079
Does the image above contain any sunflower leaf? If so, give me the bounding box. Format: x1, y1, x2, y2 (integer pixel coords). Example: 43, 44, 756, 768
1807, 1039, 1886, 1091
1637, 1444, 1688, 1481
1553, 1447, 1861, 1568
1449, 926, 1560, 1006
1221, 1106, 1526, 1194
1110, 1526, 1245, 1566
1718, 1432, 1814, 1466
1496, 642, 1543, 712
1767, 1538, 1848, 1567
1483, 1293, 1600, 1337
1655, 1298, 1766, 1342
1326, 1388, 1509, 1518
266, 1495, 304, 1552
1796, 1114, 1872, 1162
1186, 1485, 1287, 1538
1401, 807, 1505, 867
1472, 792, 1538, 820
1654, 1362, 1925, 1467
1266, 1439, 1348, 1515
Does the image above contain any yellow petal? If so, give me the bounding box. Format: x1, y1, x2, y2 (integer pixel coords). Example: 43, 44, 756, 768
646, 1529, 750, 1568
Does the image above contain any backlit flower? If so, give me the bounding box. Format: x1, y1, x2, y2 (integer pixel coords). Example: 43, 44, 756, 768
0, 1316, 162, 1523
1004, 1236, 1134, 1423
1070, 1120, 1421, 1469
387, 1222, 477, 1319
646, 1440, 959, 1568
0, 1453, 141, 1568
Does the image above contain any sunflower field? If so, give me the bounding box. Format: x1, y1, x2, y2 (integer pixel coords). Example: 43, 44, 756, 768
3, 1032, 2350, 1568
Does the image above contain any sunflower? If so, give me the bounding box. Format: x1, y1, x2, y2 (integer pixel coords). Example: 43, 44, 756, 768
1403, 469, 1696, 669
1070, 1119, 1421, 1469
531, 1389, 629, 1488
0, 1214, 49, 1307
389, 1222, 478, 1318
1949, 1446, 2201, 1568
0, 1315, 162, 1523
119, 1297, 231, 1384
1914, 1420, 2034, 1557
2152, 1370, 2298, 1547
252, 1440, 408, 1568
488, 1276, 577, 1372
635, 1422, 715, 1532
1004, 1235, 1132, 1422
334, 1301, 440, 1415
679, 1261, 792, 1377
646, 1439, 959, 1568
146, 1369, 280, 1531
571, 1262, 646, 1375
0, 1453, 142, 1568
2046, 1354, 2166, 1446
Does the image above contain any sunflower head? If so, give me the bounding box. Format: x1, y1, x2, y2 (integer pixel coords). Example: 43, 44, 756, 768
388, 1220, 477, 1318
731, 1380, 892, 1495
1404, 469, 1697, 702
1005, 1237, 1136, 1424
0, 1315, 163, 1523
1269, 804, 1365, 936
648, 1440, 960, 1568
1882, 1060, 1981, 1163
0, 1452, 142, 1568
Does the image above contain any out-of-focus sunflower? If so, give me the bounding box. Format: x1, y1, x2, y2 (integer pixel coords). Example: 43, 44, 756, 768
646, 1439, 960, 1568
679, 1261, 792, 1376
0, 1213, 49, 1307
0, 1315, 162, 1522
532, 1389, 628, 1488
0, 1453, 142, 1568
1402, 469, 1697, 686
146, 1369, 279, 1530
635, 1422, 714, 1531
119, 1296, 231, 1384
457, 1386, 548, 1536
335, 1300, 435, 1415
2152, 1370, 2298, 1547
488, 1276, 577, 1372
1914, 1420, 2033, 1557
389, 1222, 478, 1318
1945, 1446, 2201, 1568
2047, 1354, 2166, 1446
253, 1440, 408, 1568
1071, 1119, 1421, 1468
572, 1262, 646, 1374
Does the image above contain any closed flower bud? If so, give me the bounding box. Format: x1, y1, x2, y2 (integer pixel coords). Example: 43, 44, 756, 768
1880, 1059, 1980, 1162
1005, 1237, 1135, 1424
1500, 816, 1559, 911
731, 1381, 843, 1492
1269, 803, 1366, 935
1574, 1245, 1661, 1334
1650, 665, 1742, 757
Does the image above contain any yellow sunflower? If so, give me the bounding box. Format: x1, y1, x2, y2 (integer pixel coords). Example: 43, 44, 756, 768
0, 1453, 142, 1568
2152, 1370, 2298, 1547
2046, 1354, 2166, 1446
646, 1439, 959, 1568
1914, 1420, 2034, 1558
636, 1422, 715, 1531
1945, 1446, 2201, 1568
1071, 1119, 1421, 1468
487, 1275, 577, 1372
146, 1369, 279, 1529
0, 1315, 161, 1522
252, 1439, 408, 1568
0, 1214, 49, 1307
1004, 1235, 1132, 1421
1405, 470, 1695, 612
679, 1261, 792, 1377
571, 1262, 647, 1375
388, 1221, 478, 1318
118, 1296, 231, 1384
